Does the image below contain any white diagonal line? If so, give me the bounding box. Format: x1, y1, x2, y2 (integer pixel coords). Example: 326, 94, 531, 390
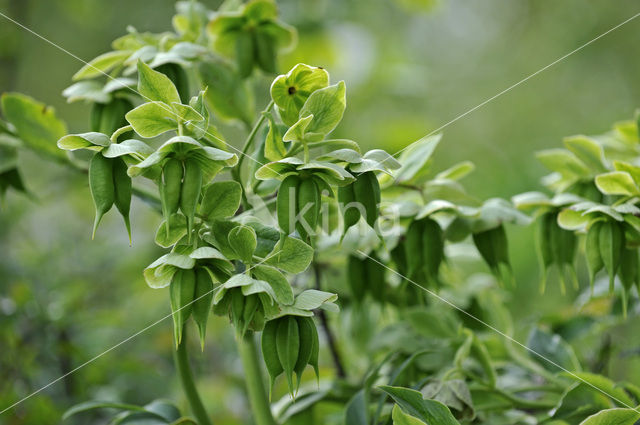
0, 252, 278, 415
357, 250, 640, 412
0, 10, 273, 174
390, 11, 640, 160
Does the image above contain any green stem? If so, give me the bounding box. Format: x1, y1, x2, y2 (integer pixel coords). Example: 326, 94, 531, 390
232, 100, 274, 209
489, 386, 557, 410
236, 332, 276, 425
303, 141, 309, 164
175, 328, 213, 425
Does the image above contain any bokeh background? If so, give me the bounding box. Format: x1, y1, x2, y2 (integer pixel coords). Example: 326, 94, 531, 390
2, 0, 640, 423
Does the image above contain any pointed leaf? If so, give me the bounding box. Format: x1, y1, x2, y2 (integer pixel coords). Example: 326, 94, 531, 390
137, 60, 181, 105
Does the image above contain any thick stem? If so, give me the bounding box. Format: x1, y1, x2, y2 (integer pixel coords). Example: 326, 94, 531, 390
313, 264, 347, 378
174, 328, 213, 425
236, 332, 276, 425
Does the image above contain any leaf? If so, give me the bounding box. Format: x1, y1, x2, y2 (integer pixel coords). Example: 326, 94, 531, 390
72, 50, 131, 80
264, 113, 288, 161
62, 401, 147, 420
564, 136, 607, 173
579, 408, 640, 425
526, 327, 581, 373
512, 191, 551, 209
435, 161, 475, 181
345, 390, 369, 425
254, 157, 302, 180
155, 214, 188, 248
293, 290, 338, 311
137, 60, 181, 105
172, 103, 205, 124
298, 81, 346, 136
252, 265, 294, 305
380, 386, 460, 425
199, 181, 242, 219
613, 160, 640, 186
350, 149, 402, 174
536, 149, 590, 177
561, 372, 635, 407
393, 134, 441, 183
125, 101, 178, 138
102, 139, 154, 158
551, 383, 610, 422
557, 208, 589, 231
283, 114, 314, 142
595, 171, 640, 196
57, 132, 111, 151
62, 80, 111, 103
245, 220, 281, 257
392, 405, 427, 425
1, 93, 67, 160
198, 58, 254, 124
228, 225, 257, 263
144, 399, 181, 423
264, 236, 313, 273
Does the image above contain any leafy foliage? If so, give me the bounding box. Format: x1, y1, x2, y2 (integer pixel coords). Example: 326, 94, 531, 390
2, 1, 640, 425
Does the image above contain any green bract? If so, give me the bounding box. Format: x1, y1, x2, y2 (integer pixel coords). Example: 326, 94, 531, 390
128, 136, 237, 181
270, 64, 330, 126
207, 0, 296, 78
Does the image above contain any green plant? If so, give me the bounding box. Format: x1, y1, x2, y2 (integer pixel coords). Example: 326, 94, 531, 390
2, 1, 640, 425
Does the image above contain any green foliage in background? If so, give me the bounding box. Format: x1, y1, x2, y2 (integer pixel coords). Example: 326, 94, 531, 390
2, 1, 640, 425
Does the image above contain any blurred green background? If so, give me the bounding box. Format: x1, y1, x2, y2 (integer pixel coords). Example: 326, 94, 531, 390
2, 0, 640, 423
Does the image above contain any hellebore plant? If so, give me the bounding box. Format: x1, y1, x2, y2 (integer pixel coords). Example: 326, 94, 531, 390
3, 1, 640, 425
